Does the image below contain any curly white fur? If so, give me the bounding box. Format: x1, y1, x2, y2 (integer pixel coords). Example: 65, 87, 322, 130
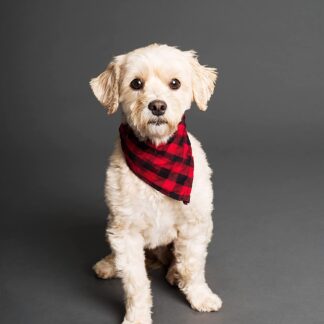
90, 44, 222, 324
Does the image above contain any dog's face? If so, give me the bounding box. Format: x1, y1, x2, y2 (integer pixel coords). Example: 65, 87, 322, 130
90, 44, 217, 145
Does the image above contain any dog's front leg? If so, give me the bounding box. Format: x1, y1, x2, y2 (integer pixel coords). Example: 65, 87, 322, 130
172, 224, 222, 312
108, 229, 152, 324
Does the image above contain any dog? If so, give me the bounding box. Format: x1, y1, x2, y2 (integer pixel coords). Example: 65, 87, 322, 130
90, 44, 222, 324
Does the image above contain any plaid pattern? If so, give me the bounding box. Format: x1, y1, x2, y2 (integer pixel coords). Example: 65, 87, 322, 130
119, 115, 194, 204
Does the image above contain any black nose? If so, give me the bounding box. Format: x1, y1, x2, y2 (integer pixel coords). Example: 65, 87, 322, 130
148, 100, 167, 116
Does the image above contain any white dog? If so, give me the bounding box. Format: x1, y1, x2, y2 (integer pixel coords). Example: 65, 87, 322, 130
90, 44, 222, 324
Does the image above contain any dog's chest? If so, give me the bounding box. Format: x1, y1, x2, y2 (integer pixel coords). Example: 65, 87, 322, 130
106, 149, 180, 248
125, 175, 179, 248
141, 202, 178, 248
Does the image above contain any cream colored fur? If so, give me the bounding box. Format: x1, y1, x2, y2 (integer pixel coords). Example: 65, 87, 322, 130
90, 44, 222, 324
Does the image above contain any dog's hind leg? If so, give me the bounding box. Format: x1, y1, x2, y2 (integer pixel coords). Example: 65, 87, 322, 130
145, 244, 173, 270
166, 257, 178, 286
93, 253, 119, 279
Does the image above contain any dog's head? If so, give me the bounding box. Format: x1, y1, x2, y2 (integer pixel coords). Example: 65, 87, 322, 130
90, 44, 217, 145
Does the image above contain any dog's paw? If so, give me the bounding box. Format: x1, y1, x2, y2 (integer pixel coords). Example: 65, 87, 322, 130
165, 266, 178, 286
186, 285, 222, 312
122, 308, 152, 324
93, 257, 117, 279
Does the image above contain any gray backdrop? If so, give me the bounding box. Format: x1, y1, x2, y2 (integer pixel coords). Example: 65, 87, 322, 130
1, 1, 323, 324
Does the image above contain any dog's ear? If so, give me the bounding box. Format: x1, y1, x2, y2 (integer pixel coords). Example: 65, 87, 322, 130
187, 50, 218, 111
90, 55, 124, 114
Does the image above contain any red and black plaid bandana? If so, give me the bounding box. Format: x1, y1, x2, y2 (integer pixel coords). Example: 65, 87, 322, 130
119, 115, 194, 204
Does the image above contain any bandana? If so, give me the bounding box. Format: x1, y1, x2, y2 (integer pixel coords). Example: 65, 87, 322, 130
119, 115, 194, 204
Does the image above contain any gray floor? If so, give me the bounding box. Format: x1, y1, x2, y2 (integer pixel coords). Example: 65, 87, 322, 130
1, 152, 323, 324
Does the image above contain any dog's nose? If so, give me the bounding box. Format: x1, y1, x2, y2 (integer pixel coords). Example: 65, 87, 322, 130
148, 100, 167, 116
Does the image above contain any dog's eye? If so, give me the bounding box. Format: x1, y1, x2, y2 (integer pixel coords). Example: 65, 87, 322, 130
130, 78, 144, 90
169, 78, 181, 90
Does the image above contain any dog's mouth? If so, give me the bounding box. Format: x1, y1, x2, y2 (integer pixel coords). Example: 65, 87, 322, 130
148, 119, 168, 126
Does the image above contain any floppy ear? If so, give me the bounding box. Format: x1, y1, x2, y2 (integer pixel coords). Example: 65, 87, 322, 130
89, 55, 123, 114
187, 50, 218, 111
